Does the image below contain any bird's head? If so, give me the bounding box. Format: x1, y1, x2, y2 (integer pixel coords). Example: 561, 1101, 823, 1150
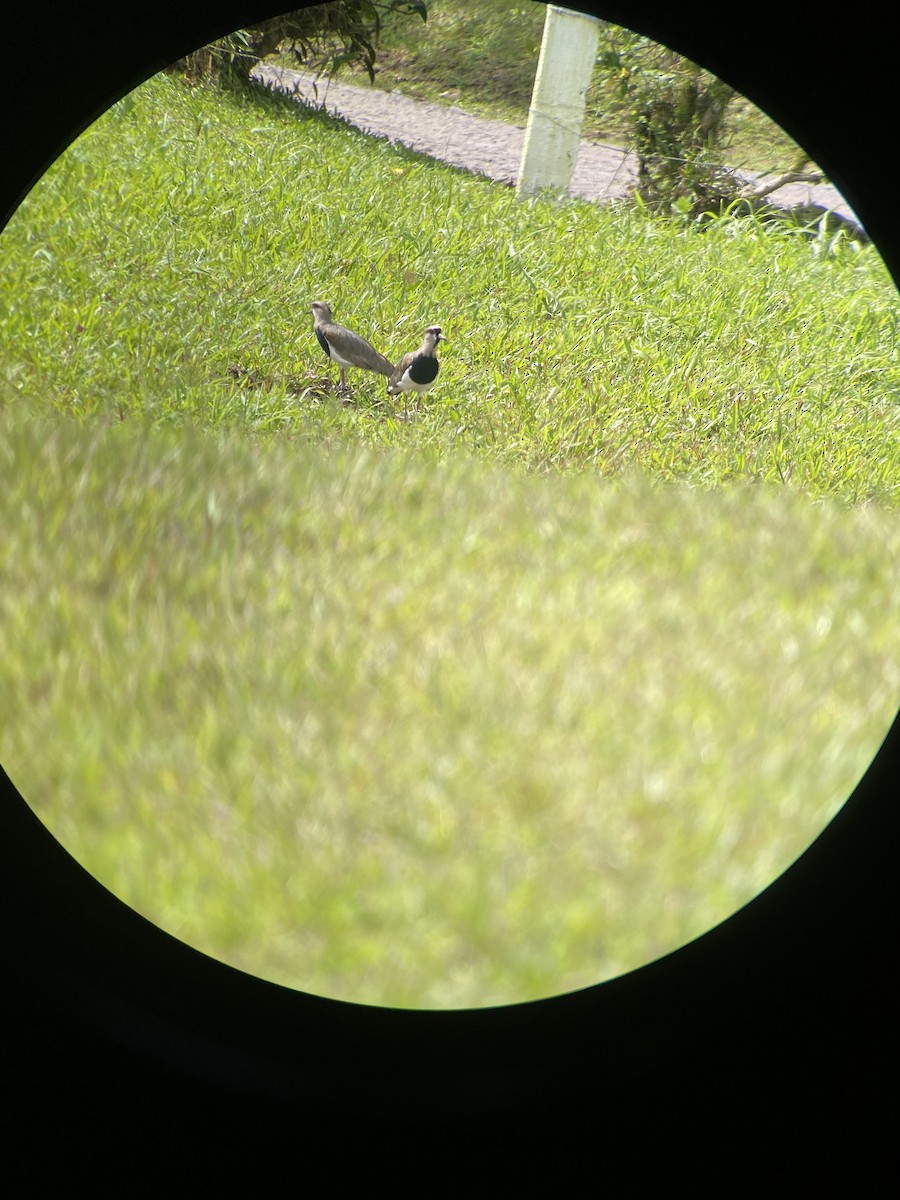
425, 325, 444, 346
311, 301, 332, 322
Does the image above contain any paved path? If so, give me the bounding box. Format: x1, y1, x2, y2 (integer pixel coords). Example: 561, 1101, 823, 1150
255, 64, 860, 227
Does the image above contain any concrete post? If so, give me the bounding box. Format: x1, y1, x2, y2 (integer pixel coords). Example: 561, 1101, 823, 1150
515, 6, 601, 199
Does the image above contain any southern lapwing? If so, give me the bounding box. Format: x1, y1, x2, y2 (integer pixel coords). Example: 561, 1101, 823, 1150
386, 325, 444, 418
310, 300, 394, 395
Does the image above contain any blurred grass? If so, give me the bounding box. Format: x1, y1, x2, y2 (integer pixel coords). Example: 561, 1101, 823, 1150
2, 409, 897, 1007
1, 66, 898, 1009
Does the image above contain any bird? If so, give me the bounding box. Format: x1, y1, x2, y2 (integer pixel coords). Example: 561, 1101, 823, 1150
386, 325, 444, 419
310, 300, 394, 395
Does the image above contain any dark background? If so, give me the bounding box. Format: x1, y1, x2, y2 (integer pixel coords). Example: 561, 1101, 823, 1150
3, 1, 897, 1180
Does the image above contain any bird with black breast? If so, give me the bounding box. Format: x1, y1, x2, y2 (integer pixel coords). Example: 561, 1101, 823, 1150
387, 324, 445, 418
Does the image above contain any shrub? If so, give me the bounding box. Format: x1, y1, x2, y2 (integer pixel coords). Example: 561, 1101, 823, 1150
173, 1, 428, 86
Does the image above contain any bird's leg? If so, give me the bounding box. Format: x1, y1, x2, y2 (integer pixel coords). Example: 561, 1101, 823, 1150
337, 366, 347, 394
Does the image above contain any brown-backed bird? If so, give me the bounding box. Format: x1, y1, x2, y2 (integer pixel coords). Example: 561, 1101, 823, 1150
310, 300, 394, 394
386, 325, 444, 418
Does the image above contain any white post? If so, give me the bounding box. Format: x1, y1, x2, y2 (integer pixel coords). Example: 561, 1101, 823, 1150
515, 5, 601, 199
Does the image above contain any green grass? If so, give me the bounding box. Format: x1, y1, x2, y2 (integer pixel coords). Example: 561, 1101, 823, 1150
342, 0, 809, 174
2, 72, 897, 504
1, 69, 898, 1008
3, 410, 898, 1008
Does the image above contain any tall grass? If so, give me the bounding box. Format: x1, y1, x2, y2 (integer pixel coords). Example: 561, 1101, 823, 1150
1, 69, 898, 1008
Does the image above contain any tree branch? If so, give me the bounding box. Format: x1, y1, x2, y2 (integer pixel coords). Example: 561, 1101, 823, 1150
739, 170, 823, 201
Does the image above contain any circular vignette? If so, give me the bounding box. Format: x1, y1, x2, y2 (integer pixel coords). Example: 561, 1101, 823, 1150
2, 0, 898, 1156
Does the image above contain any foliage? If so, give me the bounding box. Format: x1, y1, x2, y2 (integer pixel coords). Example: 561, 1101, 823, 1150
175, 1, 428, 86
362, 0, 546, 118
594, 24, 767, 217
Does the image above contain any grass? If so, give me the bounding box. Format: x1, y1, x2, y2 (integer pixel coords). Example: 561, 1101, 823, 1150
2, 72, 897, 504
3, 409, 898, 1008
340, 0, 810, 175
1, 68, 898, 1008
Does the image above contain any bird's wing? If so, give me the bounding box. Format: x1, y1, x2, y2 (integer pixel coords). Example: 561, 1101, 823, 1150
388, 351, 415, 388
325, 324, 394, 375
